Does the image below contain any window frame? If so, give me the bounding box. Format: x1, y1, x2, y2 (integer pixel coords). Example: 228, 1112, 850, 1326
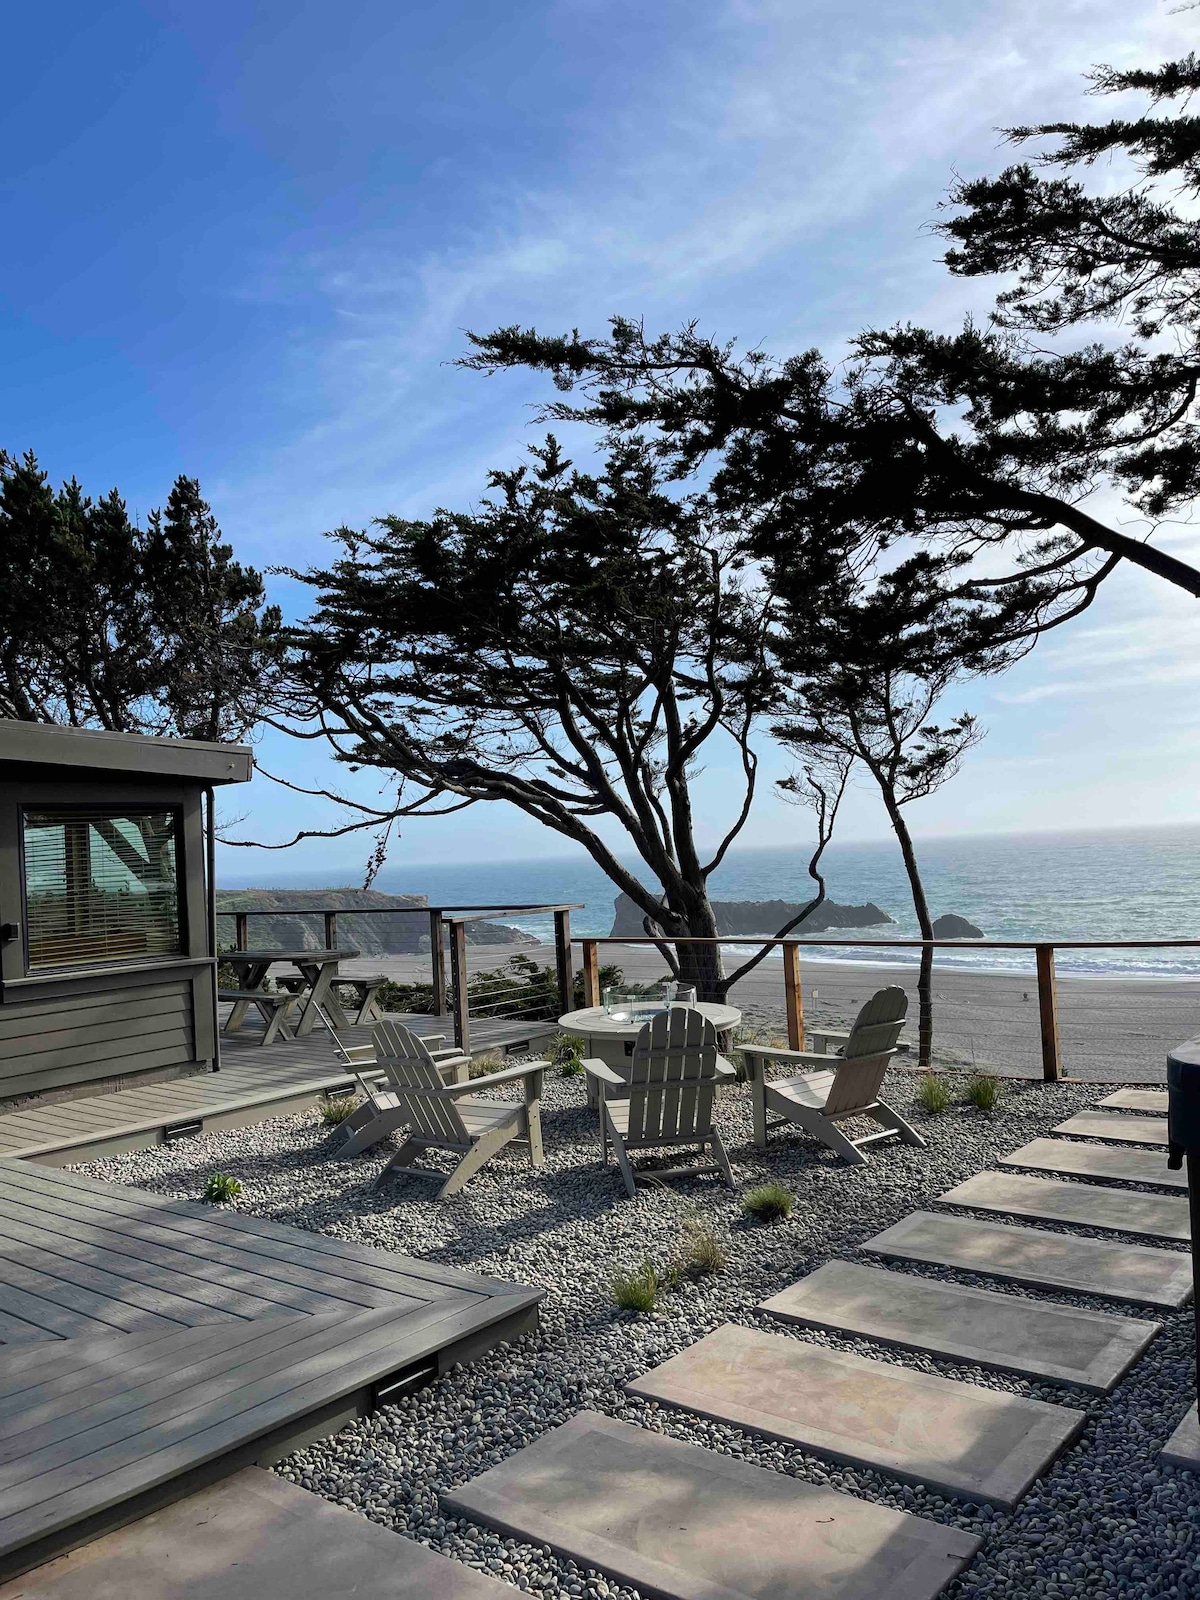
18, 802, 187, 976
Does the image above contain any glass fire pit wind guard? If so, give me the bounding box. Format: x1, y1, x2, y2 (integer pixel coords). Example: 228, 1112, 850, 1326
601, 982, 697, 1022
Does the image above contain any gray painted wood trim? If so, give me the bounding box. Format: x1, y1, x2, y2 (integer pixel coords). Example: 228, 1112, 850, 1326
0, 722, 252, 785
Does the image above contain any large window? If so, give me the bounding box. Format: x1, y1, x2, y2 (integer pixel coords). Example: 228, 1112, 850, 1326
22, 809, 182, 971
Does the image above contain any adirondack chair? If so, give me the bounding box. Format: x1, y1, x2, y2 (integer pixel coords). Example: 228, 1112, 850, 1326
332, 1017, 470, 1094
337, 1020, 546, 1197
584, 1008, 734, 1199
338, 1021, 479, 1154
740, 986, 923, 1166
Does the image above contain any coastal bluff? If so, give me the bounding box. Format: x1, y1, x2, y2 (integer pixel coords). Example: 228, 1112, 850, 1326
608, 892, 893, 939
215, 888, 537, 956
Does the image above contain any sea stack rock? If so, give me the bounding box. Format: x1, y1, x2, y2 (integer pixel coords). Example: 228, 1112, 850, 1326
932, 913, 984, 940
609, 892, 893, 938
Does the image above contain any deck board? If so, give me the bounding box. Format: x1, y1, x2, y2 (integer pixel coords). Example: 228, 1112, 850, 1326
0, 1160, 541, 1581
0, 1009, 556, 1165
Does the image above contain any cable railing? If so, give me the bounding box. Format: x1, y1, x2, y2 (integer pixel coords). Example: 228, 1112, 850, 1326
573, 934, 1200, 1081
219, 900, 582, 1050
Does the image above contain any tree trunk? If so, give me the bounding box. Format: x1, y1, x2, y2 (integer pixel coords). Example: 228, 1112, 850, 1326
656, 892, 728, 1004
880, 792, 935, 1068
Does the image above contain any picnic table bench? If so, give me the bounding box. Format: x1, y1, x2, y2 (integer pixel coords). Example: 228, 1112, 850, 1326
221, 948, 361, 1038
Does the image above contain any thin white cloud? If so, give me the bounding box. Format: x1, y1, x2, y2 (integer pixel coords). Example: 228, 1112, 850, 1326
220, 0, 1196, 546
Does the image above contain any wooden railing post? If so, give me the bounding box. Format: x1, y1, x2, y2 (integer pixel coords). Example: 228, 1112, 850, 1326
582, 939, 601, 1008
429, 909, 448, 1015
324, 910, 338, 950
449, 919, 470, 1052
234, 913, 248, 951
1036, 944, 1062, 1081
783, 942, 805, 1050
553, 909, 574, 1016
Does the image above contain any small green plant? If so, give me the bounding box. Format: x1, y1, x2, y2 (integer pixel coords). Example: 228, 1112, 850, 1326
549, 1032, 586, 1076
469, 1050, 504, 1080
318, 1092, 360, 1127
611, 1260, 660, 1312
915, 1073, 951, 1114
742, 1182, 794, 1223
202, 1172, 243, 1204
965, 1073, 1002, 1111
682, 1219, 729, 1274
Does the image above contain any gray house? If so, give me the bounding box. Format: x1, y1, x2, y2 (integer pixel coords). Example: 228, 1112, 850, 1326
0, 722, 252, 1105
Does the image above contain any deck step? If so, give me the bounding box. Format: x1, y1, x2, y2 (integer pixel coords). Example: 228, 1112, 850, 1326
1053, 1113, 1168, 1147
625, 1323, 1084, 1508
759, 1260, 1157, 1391
937, 1170, 1189, 1242
864, 1212, 1193, 1309
1162, 1406, 1200, 1471
0, 1468, 498, 1597
1000, 1137, 1186, 1189
443, 1410, 981, 1600
1098, 1089, 1167, 1114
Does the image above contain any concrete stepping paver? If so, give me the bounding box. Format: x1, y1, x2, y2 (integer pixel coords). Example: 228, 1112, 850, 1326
760, 1260, 1158, 1392
1001, 1137, 1186, 1189
444, 1411, 981, 1600
625, 1322, 1085, 1508
1161, 1406, 1200, 1471
938, 1170, 1190, 1242
1053, 1112, 1168, 1146
864, 1212, 1193, 1309
1098, 1089, 1167, 1114
0, 1468, 498, 1599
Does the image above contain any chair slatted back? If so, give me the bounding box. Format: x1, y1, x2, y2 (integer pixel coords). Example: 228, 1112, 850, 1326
823, 987, 908, 1116
371, 1021, 469, 1144
624, 1008, 720, 1144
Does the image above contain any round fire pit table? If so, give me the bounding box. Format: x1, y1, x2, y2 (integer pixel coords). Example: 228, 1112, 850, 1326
557, 1002, 742, 1104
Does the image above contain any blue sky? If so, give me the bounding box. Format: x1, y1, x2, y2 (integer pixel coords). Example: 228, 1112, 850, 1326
4, 0, 1199, 885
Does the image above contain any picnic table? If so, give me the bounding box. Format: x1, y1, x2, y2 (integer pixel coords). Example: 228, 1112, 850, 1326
221, 948, 361, 1038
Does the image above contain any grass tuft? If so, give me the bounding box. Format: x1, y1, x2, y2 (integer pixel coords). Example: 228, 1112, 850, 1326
611, 1260, 660, 1313
915, 1073, 951, 1114
549, 1032, 586, 1077
318, 1093, 359, 1127
201, 1172, 243, 1204
468, 1050, 504, 1080
682, 1219, 729, 1274
965, 1073, 1002, 1111
742, 1181, 794, 1223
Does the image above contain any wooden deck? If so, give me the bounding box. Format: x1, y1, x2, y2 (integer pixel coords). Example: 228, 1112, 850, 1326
0, 1011, 558, 1166
0, 1159, 542, 1579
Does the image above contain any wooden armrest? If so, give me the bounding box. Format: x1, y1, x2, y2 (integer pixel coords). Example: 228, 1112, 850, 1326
443, 1061, 548, 1095
714, 1056, 738, 1080
739, 1044, 839, 1067
807, 1027, 849, 1049
583, 1058, 624, 1085
807, 1027, 912, 1049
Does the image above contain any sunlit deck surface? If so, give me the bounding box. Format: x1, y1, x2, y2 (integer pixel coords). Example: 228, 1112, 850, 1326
0, 1011, 557, 1166
0, 1157, 542, 1580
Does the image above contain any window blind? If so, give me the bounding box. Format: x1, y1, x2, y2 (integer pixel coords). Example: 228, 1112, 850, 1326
22, 809, 182, 971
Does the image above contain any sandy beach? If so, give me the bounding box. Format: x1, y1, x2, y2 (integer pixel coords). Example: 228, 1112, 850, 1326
339, 941, 1200, 1083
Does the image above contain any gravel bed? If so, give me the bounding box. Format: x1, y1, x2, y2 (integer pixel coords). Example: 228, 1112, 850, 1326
77, 1068, 1200, 1599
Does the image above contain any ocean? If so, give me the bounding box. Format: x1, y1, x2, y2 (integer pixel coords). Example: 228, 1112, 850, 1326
223, 823, 1200, 982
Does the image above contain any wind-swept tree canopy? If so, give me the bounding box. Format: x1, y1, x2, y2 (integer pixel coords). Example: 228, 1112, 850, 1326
464, 57, 1200, 609
283, 434, 806, 998
0, 452, 281, 739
